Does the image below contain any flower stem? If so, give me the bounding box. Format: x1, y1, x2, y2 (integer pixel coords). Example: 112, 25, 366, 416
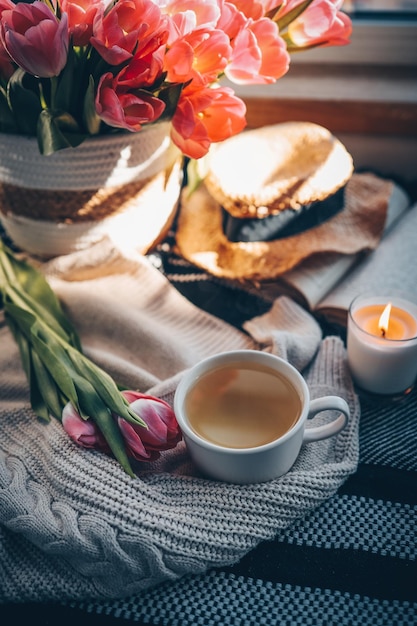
0, 240, 141, 477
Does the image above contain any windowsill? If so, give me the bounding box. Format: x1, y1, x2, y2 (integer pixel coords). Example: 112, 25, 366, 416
232, 63, 417, 104
227, 64, 417, 138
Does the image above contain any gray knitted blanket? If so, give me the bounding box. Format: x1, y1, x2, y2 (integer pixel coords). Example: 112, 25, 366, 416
0, 240, 360, 603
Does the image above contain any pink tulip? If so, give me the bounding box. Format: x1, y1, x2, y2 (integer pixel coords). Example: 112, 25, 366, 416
91, 0, 166, 65
62, 391, 181, 463
164, 11, 195, 44
118, 391, 182, 462
0, 1, 69, 78
171, 83, 246, 158
61, 0, 101, 47
160, 0, 220, 31
269, 0, 302, 15
0, 31, 14, 80
226, 17, 289, 84
226, 0, 265, 21
258, 0, 285, 12
115, 48, 165, 90
104, 20, 167, 91
0, 0, 15, 16
216, 1, 247, 41
285, 0, 352, 48
95, 71, 165, 131
159, 0, 223, 46
62, 402, 110, 451
164, 27, 231, 84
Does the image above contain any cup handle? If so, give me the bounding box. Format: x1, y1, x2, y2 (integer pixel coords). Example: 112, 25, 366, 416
303, 396, 349, 443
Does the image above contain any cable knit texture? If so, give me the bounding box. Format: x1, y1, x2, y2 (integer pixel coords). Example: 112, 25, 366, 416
0, 239, 360, 603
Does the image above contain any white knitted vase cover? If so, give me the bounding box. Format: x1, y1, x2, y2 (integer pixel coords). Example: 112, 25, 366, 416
0, 123, 182, 258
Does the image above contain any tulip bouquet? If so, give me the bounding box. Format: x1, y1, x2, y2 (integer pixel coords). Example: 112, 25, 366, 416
0, 0, 352, 475
0, 239, 182, 476
0, 0, 351, 159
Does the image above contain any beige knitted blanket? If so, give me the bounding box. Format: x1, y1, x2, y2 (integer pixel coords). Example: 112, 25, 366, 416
0, 239, 360, 603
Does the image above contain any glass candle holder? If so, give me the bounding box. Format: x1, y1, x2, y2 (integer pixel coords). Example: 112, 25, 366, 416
347, 293, 417, 395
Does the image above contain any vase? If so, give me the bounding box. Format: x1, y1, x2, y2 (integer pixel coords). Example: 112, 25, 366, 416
0, 122, 183, 258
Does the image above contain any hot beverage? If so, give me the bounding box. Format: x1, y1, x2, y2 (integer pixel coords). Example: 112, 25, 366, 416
185, 362, 302, 449
174, 350, 349, 483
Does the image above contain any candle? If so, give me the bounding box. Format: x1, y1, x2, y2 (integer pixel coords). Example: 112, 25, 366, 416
347, 294, 417, 395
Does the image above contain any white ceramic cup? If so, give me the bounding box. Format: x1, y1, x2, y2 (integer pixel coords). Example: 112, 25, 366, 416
174, 350, 349, 484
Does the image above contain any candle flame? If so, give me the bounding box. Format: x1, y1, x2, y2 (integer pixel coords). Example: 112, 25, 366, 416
378, 302, 392, 337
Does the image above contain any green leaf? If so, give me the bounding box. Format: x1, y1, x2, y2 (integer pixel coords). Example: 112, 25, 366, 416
30, 348, 64, 420
3, 305, 50, 421
3, 302, 80, 406
0, 242, 138, 476
0, 87, 17, 133
184, 158, 205, 198
30, 334, 79, 406
0, 243, 82, 350
37, 109, 86, 155
5, 280, 77, 348
74, 377, 135, 477
7, 68, 42, 135
54, 46, 77, 113
158, 83, 184, 119
83, 75, 102, 135
4, 312, 31, 380
28, 377, 50, 423
3, 299, 38, 338
276, 0, 315, 31
69, 347, 146, 427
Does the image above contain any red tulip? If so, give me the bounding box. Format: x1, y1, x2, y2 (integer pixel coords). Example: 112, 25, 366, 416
171, 82, 247, 158
95, 71, 165, 131
114, 49, 165, 90
60, 0, 101, 47
91, 0, 166, 65
0, 1, 69, 78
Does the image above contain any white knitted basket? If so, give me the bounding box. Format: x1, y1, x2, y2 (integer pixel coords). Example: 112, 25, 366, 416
0, 122, 174, 190
0, 123, 183, 258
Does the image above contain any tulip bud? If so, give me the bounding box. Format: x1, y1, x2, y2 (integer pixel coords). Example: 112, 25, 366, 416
62, 402, 110, 451
118, 391, 182, 462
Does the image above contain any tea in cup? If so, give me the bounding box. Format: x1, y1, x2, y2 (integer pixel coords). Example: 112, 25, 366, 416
174, 350, 349, 483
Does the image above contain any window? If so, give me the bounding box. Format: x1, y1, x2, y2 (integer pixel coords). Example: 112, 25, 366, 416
344, 1, 417, 15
